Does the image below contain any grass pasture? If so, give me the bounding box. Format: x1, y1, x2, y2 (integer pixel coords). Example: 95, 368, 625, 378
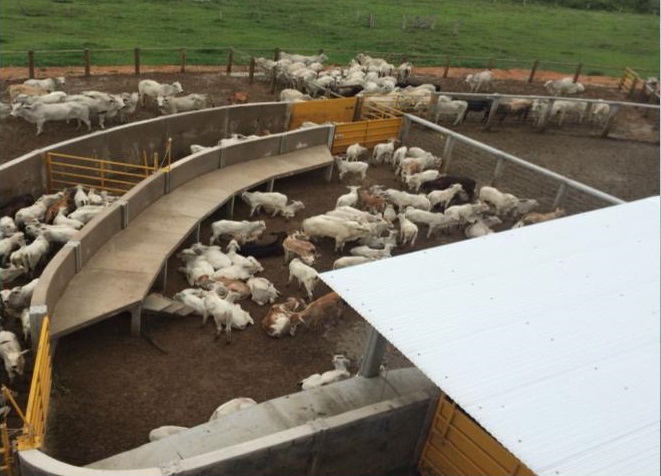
0, 0, 658, 77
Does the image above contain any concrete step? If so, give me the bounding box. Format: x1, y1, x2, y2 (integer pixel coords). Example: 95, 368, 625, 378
143, 293, 198, 318
143, 293, 173, 312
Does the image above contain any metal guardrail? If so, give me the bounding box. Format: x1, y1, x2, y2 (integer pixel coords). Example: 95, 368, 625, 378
401, 114, 625, 215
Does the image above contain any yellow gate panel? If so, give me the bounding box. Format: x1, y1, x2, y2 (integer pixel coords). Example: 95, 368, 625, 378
332, 118, 402, 155
419, 393, 535, 476
364, 118, 402, 149
289, 97, 357, 130
17, 317, 52, 451
332, 121, 368, 154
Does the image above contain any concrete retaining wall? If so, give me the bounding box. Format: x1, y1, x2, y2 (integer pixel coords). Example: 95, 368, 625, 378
0, 151, 45, 204
0, 102, 289, 204
122, 173, 167, 223
77, 205, 124, 268
19, 368, 437, 476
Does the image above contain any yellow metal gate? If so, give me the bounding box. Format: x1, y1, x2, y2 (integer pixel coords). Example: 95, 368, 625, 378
287, 96, 403, 155
17, 317, 52, 451
288, 97, 358, 130
45, 139, 172, 194
332, 117, 402, 155
419, 393, 535, 476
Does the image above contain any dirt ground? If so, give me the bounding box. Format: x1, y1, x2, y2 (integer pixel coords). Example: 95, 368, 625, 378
0, 68, 658, 467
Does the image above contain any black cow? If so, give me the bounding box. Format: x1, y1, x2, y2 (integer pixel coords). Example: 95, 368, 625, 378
420, 175, 477, 210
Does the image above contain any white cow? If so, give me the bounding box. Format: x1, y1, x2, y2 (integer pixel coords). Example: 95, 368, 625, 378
138, 79, 183, 106
11, 102, 91, 135
0, 331, 28, 382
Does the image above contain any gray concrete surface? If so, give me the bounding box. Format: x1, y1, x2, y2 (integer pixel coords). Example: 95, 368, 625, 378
88, 367, 438, 472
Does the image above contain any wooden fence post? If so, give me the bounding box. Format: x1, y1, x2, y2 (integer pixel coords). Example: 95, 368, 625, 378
84, 49, 91, 77
180, 48, 186, 73
274, 47, 281, 61
248, 57, 255, 84
28, 50, 35, 79
226, 49, 233, 76
528, 59, 539, 83
270, 66, 277, 94
134, 48, 141, 75
573, 63, 582, 82
443, 56, 451, 78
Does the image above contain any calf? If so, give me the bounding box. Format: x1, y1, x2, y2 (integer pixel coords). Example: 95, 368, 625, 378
228, 91, 249, 104
138, 79, 183, 106
209, 397, 257, 420
283, 232, 318, 265
261, 297, 306, 338
288, 258, 319, 301
291, 292, 345, 330
210, 219, 266, 245
157, 93, 212, 115
465, 71, 493, 92
23, 76, 66, 92
247, 277, 280, 306
419, 175, 476, 201
0, 331, 28, 382
10, 235, 50, 276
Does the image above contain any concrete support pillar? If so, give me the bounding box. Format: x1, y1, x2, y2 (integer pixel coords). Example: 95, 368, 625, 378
359, 326, 388, 378
325, 163, 334, 183
28, 305, 48, 352
130, 305, 142, 336
228, 196, 236, 219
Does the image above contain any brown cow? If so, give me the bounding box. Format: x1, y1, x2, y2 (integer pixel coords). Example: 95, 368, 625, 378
292, 292, 345, 331
228, 91, 249, 105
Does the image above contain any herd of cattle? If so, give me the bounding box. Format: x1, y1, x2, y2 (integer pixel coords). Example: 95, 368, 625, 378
0, 75, 220, 135
255, 51, 615, 129
0, 52, 584, 403
165, 137, 566, 366
0, 185, 121, 385
1, 49, 628, 139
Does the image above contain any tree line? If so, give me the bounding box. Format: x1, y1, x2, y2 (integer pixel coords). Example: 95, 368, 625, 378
534, 0, 658, 14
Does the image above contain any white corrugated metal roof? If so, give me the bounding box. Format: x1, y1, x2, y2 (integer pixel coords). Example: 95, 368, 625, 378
321, 196, 660, 476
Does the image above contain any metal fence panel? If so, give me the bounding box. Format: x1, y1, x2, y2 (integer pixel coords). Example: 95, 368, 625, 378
403, 116, 623, 216
289, 97, 357, 130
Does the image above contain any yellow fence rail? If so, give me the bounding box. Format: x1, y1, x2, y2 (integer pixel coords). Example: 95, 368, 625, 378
360, 100, 405, 120
45, 138, 173, 194
0, 422, 14, 476
287, 96, 403, 156
418, 393, 535, 476
16, 317, 52, 451
288, 97, 358, 130
618, 67, 641, 97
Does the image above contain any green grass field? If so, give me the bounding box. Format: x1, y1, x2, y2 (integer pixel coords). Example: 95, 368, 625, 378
1, 0, 658, 77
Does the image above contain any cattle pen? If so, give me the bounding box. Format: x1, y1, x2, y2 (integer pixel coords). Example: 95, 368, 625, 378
0, 86, 657, 475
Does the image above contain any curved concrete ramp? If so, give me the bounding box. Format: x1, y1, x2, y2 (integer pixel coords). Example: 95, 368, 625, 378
50, 145, 333, 339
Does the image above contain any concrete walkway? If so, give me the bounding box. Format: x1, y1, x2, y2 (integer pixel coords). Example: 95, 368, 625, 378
50, 145, 333, 339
